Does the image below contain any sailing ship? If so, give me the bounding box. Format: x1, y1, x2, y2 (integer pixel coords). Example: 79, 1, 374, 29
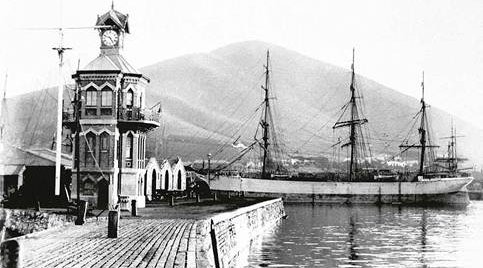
209, 50, 473, 205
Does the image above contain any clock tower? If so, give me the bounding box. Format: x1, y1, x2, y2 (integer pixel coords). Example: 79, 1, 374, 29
65, 5, 160, 209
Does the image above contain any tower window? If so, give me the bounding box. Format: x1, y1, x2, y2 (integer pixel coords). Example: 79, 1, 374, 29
85, 132, 96, 166
100, 132, 109, 151
101, 88, 112, 107
86, 88, 97, 106
125, 133, 133, 159
126, 89, 134, 108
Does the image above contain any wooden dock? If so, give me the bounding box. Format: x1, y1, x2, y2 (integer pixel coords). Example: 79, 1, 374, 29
16, 218, 198, 268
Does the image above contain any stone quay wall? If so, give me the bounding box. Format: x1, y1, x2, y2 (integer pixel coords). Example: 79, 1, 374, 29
0, 209, 76, 240
196, 198, 285, 267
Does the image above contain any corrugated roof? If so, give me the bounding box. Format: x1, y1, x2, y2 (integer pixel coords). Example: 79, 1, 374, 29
82, 53, 140, 74
0, 143, 72, 168
0, 165, 25, 176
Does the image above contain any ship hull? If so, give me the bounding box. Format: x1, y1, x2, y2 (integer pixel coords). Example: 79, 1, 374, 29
210, 176, 473, 206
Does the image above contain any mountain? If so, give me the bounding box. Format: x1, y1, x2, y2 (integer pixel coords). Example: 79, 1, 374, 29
3, 41, 483, 166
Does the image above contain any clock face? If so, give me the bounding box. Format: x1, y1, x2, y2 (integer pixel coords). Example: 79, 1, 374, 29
102, 30, 119, 47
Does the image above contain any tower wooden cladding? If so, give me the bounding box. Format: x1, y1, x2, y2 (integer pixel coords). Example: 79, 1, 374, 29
65, 6, 160, 209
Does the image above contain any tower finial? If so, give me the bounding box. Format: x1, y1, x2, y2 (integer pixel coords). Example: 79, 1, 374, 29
111, 0, 114, 10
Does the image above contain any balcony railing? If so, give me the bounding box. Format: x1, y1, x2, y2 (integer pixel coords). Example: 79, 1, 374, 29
63, 106, 161, 124
118, 107, 161, 123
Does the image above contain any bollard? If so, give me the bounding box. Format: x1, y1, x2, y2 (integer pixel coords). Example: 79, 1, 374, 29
196, 193, 200, 203
213, 192, 217, 202
1, 239, 21, 268
34, 200, 41, 212
75, 200, 88, 225
131, 199, 137, 217
169, 195, 175, 207
108, 208, 120, 238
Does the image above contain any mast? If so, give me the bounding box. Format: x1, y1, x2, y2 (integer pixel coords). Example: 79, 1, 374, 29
261, 50, 270, 179
418, 71, 427, 175
53, 29, 71, 196
349, 48, 357, 180
333, 49, 368, 181
399, 71, 439, 176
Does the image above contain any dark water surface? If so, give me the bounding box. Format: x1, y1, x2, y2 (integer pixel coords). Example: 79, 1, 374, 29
246, 201, 483, 267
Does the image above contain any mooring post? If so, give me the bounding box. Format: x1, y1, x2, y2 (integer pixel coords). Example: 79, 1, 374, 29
1, 240, 21, 268
34, 200, 41, 212
196, 193, 200, 203
131, 199, 137, 217
75, 200, 88, 225
213, 192, 217, 202
169, 195, 175, 207
227, 191, 230, 199
108, 207, 120, 238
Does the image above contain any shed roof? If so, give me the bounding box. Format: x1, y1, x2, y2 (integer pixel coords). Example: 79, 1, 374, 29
0, 165, 25, 176
0, 143, 72, 168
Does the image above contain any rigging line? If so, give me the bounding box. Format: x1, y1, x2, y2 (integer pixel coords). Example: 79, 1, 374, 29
28, 88, 50, 147
211, 102, 264, 158
182, 70, 266, 145
21, 87, 48, 145
78, 123, 108, 181
215, 141, 257, 171
294, 118, 334, 152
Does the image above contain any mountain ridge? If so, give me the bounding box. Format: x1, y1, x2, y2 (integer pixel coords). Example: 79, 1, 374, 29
3, 40, 482, 166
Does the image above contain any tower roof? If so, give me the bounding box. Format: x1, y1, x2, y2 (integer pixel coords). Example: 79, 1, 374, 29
81, 53, 140, 74
96, 6, 130, 33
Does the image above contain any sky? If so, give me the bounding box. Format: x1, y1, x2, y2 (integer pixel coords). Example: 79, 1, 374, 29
1, 0, 482, 129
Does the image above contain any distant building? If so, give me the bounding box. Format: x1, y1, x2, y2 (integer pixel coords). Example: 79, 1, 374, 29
145, 158, 187, 198
64, 6, 160, 209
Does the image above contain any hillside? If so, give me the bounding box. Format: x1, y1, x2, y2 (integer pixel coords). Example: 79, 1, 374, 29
3, 41, 482, 166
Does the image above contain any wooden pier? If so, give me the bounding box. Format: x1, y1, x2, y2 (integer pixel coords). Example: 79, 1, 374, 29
15, 218, 198, 268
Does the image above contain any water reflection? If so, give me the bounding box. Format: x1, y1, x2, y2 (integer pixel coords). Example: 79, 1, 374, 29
246, 202, 483, 268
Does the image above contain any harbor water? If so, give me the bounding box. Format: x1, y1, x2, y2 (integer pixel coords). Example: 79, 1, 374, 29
245, 201, 483, 267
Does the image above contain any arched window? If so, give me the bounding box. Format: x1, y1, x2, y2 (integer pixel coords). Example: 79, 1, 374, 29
85, 132, 96, 166
125, 133, 134, 168
100, 132, 109, 167
126, 89, 134, 108
85, 87, 98, 116
164, 170, 169, 190
86, 87, 97, 106
152, 170, 157, 197
177, 170, 182, 190
101, 87, 112, 107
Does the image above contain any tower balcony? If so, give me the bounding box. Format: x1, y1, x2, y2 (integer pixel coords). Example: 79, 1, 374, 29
117, 107, 161, 132
62, 106, 161, 132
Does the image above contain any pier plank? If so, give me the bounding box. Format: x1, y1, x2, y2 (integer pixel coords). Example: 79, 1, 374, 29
17, 218, 196, 268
